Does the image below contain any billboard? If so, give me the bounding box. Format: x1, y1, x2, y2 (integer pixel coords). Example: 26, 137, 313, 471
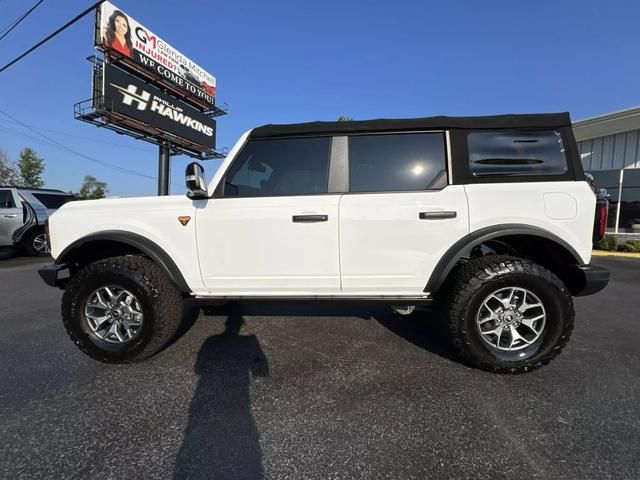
102, 63, 216, 149
95, 1, 216, 110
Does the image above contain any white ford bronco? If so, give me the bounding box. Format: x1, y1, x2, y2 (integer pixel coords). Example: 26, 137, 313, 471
39, 113, 610, 373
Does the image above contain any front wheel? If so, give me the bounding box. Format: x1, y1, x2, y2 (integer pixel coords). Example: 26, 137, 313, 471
61, 255, 184, 363
443, 256, 574, 373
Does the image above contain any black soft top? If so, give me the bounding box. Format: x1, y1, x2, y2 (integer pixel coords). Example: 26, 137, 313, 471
250, 112, 571, 139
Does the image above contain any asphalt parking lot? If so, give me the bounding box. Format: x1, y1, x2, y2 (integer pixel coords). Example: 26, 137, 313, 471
0, 254, 638, 479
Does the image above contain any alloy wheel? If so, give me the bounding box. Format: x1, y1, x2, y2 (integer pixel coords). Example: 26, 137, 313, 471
33, 233, 50, 254
84, 286, 144, 344
476, 287, 546, 351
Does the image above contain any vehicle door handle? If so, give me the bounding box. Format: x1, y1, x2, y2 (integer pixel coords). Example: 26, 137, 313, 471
292, 214, 328, 223
3, 214, 17, 218
419, 211, 457, 220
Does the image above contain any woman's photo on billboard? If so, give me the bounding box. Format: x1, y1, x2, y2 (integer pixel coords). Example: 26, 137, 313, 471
103, 9, 133, 58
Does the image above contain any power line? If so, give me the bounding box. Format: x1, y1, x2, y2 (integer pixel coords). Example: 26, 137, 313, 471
0, 112, 185, 191
0, 117, 154, 152
0, 124, 53, 146
0, 109, 156, 180
0, 0, 105, 74
0, 0, 46, 42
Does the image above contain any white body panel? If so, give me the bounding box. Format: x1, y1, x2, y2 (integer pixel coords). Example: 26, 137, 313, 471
339, 187, 469, 295
47, 129, 597, 299
464, 181, 595, 264
195, 195, 341, 294
49, 195, 206, 293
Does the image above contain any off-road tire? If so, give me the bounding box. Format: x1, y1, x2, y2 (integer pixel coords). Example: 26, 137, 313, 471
22, 228, 49, 257
443, 255, 574, 374
61, 255, 183, 363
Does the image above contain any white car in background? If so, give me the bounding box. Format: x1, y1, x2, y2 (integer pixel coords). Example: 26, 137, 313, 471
0, 187, 77, 256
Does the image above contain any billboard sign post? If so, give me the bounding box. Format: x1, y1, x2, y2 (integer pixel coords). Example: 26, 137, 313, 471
75, 1, 225, 196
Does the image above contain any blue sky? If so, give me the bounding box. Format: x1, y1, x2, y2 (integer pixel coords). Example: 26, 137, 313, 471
0, 0, 638, 196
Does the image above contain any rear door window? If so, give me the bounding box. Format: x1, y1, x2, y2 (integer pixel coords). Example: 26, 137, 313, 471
348, 132, 446, 192
467, 130, 568, 177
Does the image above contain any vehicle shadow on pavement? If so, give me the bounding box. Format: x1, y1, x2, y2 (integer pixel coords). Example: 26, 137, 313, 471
370, 306, 459, 363
173, 305, 268, 480
0, 246, 15, 261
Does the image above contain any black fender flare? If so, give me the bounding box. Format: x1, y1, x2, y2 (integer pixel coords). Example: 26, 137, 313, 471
56, 231, 191, 293
424, 224, 583, 294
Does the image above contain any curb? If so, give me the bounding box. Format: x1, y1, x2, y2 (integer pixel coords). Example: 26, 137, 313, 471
592, 250, 640, 259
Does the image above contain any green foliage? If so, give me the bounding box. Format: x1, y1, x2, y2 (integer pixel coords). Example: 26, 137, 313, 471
337, 115, 353, 122
0, 150, 20, 185
17, 147, 45, 188
595, 235, 618, 251
623, 240, 640, 253
79, 175, 108, 199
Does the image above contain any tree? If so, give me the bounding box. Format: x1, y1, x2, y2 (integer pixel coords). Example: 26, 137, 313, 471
337, 116, 353, 122
17, 147, 45, 188
79, 175, 108, 199
0, 150, 20, 185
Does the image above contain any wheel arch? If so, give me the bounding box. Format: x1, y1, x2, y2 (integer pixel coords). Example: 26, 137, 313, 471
425, 224, 584, 295
56, 231, 190, 293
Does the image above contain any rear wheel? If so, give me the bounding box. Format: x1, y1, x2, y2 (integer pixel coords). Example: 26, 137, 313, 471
61, 255, 183, 363
22, 229, 50, 257
443, 256, 574, 373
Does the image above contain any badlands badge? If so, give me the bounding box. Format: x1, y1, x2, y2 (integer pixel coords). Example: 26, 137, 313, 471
178, 216, 191, 226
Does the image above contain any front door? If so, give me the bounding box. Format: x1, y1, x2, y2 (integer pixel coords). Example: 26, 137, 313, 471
0, 189, 23, 247
196, 136, 341, 295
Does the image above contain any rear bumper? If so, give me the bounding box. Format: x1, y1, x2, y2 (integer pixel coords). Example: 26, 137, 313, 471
38, 263, 69, 288
570, 264, 610, 297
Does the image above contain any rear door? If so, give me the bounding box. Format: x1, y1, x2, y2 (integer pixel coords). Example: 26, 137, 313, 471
196, 136, 341, 295
338, 132, 469, 295
0, 189, 23, 246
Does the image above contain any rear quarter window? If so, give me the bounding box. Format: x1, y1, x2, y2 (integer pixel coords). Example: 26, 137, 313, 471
468, 130, 568, 177
32, 193, 76, 209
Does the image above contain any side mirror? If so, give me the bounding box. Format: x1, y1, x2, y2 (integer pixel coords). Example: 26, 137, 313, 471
185, 162, 208, 199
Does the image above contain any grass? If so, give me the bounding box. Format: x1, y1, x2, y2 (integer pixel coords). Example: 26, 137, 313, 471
592, 250, 640, 259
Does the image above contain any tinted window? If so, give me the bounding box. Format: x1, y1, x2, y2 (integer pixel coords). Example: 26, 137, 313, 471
348, 133, 446, 192
618, 169, 640, 232
468, 130, 568, 177
0, 190, 15, 208
224, 137, 330, 197
32, 193, 75, 209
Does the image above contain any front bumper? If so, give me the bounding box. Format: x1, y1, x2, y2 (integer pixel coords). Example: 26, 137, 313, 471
38, 263, 69, 289
570, 264, 610, 297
